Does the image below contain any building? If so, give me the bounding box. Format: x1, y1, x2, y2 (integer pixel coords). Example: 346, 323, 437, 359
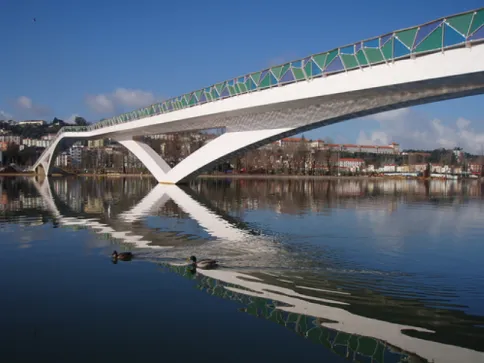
18, 120, 46, 127
0, 135, 21, 145
88, 139, 105, 149
338, 158, 365, 171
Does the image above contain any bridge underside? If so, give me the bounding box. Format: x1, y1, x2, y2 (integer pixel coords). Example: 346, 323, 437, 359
35, 71, 484, 184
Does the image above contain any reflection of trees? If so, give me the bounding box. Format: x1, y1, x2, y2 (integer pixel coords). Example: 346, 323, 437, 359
166, 264, 424, 363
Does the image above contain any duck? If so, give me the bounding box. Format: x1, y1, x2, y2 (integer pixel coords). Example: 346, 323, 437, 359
187, 255, 218, 269
112, 250, 133, 261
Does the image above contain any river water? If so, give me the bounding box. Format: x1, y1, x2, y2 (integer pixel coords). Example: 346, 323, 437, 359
0, 176, 483, 362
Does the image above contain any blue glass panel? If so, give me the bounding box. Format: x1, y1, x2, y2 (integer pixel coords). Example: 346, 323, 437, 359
340, 45, 354, 54
324, 56, 344, 73
469, 25, 484, 41
269, 73, 278, 85
205, 87, 211, 93
394, 38, 411, 57
303, 57, 311, 66
444, 23, 466, 46
246, 78, 256, 90
380, 34, 392, 46
355, 42, 362, 52
237, 77, 245, 83
363, 38, 379, 48
220, 87, 230, 98
228, 79, 234, 86
414, 20, 441, 47
280, 69, 295, 83
312, 61, 322, 76
291, 60, 302, 68
260, 70, 268, 81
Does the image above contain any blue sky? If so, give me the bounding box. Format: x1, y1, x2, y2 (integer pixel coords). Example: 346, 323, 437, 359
1, 0, 484, 152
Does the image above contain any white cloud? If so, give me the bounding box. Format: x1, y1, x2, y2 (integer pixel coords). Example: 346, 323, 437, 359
358, 108, 484, 153
0, 110, 13, 120
65, 114, 80, 124
13, 96, 50, 117
86, 88, 156, 114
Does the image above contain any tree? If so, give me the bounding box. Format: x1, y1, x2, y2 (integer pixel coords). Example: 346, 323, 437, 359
74, 116, 88, 126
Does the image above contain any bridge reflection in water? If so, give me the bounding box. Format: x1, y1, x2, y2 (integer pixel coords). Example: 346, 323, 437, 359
22, 177, 484, 363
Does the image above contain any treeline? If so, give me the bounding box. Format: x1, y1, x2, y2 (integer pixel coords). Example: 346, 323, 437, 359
0, 116, 88, 139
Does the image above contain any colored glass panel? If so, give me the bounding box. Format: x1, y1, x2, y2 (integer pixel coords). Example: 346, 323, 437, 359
215, 83, 224, 94
415, 25, 443, 53
291, 60, 302, 68
181, 97, 188, 107
446, 12, 473, 36
220, 87, 230, 98
199, 93, 207, 103
469, 24, 484, 40
228, 85, 236, 96
380, 34, 392, 46
364, 48, 384, 64
237, 83, 248, 93
355, 42, 362, 52
292, 68, 305, 80
311, 61, 322, 76
363, 38, 379, 48
395, 27, 418, 49
340, 54, 359, 69
269, 73, 278, 85
325, 50, 338, 68
340, 45, 354, 54
279, 69, 295, 83
251, 72, 261, 84
245, 77, 256, 90
259, 73, 271, 89
188, 95, 197, 106
227, 80, 234, 86
271, 65, 284, 79
211, 89, 219, 100
280, 63, 290, 77
382, 38, 393, 60
356, 50, 368, 66
414, 20, 441, 47
325, 56, 345, 73
195, 90, 202, 100
304, 60, 312, 77
469, 9, 484, 36
313, 53, 327, 70
394, 38, 410, 58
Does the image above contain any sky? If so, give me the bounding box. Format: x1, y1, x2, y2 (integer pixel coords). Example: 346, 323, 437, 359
1, 0, 484, 152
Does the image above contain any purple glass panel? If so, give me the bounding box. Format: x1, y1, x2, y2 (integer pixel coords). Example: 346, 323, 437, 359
324, 56, 344, 73
355, 42, 362, 52
167, 103, 173, 111
414, 20, 441, 47
469, 25, 484, 41
220, 87, 230, 98
260, 70, 268, 81
280, 69, 295, 83
199, 93, 207, 103
303, 57, 311, 66
380, 34, 392, 46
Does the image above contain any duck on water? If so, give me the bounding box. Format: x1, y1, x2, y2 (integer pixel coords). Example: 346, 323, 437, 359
112, 251, 133, 262
187, 256, 218, 270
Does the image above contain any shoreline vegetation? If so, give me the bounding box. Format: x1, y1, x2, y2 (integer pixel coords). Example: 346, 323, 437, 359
0, 171, 482, 182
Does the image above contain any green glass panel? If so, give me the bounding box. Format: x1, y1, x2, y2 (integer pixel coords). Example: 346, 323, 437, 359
469, 9, 484, 36
292, 68, 305, 80
382, 38, 393, 60
446, 12, 474, 36
313, 53, 327, 69
188, 95, 197, 106
194, 90, 202, 100
340, 54, 359, 69
348, 335, 358, 351
364, 48, 384, 64
245, 77, 256, 90
228, 85, 236, 96
325, 49, 338, 68
215, 83, 224, 94
304, 61, 312, 77
271, 65, 284, 79
205, 92, 212, 101
281, 63, 290, 77
251, 71, 261, 84
237, 83, 247, 93
259, 73, 271, 89
334, 332, 350, 345
181, 97, 188, 107
395, 27, 418, 49
374, 342, 385, 363
356, 49, 368, 66
416, 25, 443, 53
211, 89, 219, 99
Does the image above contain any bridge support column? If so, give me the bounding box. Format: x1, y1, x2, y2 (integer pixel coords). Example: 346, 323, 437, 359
166, 128, 292, 184
115, 137, 172, 182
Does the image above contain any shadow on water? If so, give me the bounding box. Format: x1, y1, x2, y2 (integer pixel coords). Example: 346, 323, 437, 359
2, 176, 484, 362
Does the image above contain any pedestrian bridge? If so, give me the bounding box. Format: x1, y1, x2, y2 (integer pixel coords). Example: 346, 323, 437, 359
32, 8, 484, 184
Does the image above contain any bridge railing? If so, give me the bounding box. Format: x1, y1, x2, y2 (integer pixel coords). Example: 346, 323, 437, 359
46, 8, 484, 143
